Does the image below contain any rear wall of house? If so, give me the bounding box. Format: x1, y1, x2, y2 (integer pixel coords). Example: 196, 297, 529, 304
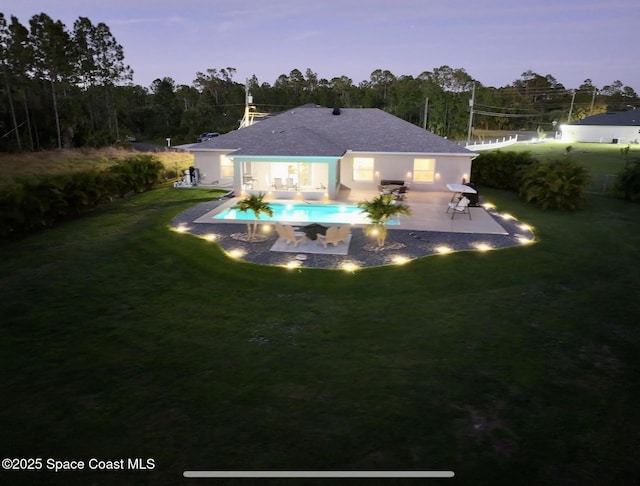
193, 151, 231, 185
339, 152, 473, 192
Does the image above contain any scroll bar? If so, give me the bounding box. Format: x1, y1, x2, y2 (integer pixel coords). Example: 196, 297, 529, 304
184, 471, 455, 478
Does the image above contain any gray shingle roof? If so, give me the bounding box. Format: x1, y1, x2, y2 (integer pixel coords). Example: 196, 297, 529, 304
571, 109, 640, 126
193, 106, 473, 157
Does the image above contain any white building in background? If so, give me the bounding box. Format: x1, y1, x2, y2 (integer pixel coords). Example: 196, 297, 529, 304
561, 109, 640, 144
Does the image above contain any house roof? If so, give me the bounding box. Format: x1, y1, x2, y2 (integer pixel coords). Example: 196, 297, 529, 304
570, 109, 640, 126
192, 105, 474, 157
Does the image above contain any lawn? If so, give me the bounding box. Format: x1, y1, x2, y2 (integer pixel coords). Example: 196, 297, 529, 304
504, 140, 638, 193
1, 148, 639, 485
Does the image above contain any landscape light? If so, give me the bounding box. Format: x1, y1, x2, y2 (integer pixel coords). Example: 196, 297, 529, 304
518, 223, 533, 232
482, 202, 496, 210
473, 242, 493, 252
203, 233, 217, 241
435, 245, 453, 254
228, 248, 246, 259
173, 224, 190, 233
285, 261, 301, 269
516, 236, 534, 245
392, 255, 409, 265
341, 262, 359, 272
500, 213, 515, 220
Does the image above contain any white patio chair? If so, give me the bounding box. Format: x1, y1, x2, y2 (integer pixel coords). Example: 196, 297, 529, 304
447, 196, 471, 220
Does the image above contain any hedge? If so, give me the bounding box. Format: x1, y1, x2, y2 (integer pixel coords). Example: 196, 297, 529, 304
0, 154, 166, 242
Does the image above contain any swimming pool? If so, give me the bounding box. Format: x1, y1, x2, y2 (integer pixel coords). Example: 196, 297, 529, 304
213, 202, 400, 225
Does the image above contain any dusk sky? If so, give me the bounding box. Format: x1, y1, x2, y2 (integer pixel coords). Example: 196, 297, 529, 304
2, 0, 639, 92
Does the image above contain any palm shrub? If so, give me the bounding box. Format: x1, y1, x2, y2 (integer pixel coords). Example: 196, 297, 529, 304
357, 194, 412, 247
229, 193, 274, 241
471, 150, 537, 190
614, 159, 640, 202
518, 158, 591, 210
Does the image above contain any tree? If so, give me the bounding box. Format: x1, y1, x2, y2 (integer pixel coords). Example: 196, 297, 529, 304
2, 15, 36, 150
29, 13, 77, 149
357, 194, 411, 247
150, 77, 180, 133
0, 14, 21, 150
229, 193, 274, 241
73, 17, 132, 142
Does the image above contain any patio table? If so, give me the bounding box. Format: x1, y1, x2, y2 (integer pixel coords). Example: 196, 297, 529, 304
302, 223, 327, 240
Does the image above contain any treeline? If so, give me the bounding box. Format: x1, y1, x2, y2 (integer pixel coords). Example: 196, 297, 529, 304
1, 12, 639, 152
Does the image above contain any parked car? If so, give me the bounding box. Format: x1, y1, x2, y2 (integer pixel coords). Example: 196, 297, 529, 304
197, 132, 219, 142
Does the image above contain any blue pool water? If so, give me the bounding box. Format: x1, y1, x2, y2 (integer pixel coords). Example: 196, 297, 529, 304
213, 202, 400, 225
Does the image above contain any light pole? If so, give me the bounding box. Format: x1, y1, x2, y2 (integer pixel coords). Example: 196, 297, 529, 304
567, 90, 576, 123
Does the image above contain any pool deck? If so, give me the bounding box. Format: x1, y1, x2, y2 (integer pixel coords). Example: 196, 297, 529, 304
172, 190, 535, 269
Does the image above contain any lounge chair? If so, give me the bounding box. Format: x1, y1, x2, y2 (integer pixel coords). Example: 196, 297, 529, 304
274, 222, 304, 246
273, 178, 285, 190
318, 225, 351, 248
337, 225, 351, 243
285, 178, 296, 190
447, 196, 472, 220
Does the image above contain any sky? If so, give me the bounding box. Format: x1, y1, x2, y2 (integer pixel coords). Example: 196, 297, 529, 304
2, 0, 639, 92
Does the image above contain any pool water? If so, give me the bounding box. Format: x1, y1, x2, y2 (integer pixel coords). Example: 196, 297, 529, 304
213, 202, 400, 225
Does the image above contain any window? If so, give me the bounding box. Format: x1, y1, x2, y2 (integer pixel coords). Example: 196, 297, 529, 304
413, 158, 435, 182
220, 155, 234, 177
353, 157, 374, 181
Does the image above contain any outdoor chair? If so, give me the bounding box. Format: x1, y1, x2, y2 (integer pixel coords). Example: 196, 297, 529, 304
318, 225, 350, 248
393, 186, 408, 201
447, 196, 472, 220
337, 225, 351, 243
285, 178, 296, 190
273, 178, 285, 190
274, 222, 304, 246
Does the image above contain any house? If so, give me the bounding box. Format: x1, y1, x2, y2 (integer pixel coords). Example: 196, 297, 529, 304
188, 105, 477, 200
561, 109, 640, 144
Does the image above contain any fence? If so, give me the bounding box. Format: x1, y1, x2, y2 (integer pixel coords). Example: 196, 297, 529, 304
465, 135, 519, 151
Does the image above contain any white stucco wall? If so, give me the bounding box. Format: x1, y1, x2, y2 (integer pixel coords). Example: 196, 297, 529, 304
193, 150, 235, 185
561, 125, 640, 144
339, 152, 473, 192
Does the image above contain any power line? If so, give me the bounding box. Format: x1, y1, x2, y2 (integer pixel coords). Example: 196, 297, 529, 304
473, 110, 547, 118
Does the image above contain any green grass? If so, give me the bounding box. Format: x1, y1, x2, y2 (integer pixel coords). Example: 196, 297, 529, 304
504, 141, 638, 192
1, 162, 640, 484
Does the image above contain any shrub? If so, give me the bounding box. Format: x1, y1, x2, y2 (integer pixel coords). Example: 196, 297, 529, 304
0, 154, 166, 243
614, 159, 640, 202
107, 154, 165, 197
518, 158, 591, 210
470, 150, 537, 190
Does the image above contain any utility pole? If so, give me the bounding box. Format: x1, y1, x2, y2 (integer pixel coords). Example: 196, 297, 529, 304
423, 97, 429, 130
589, 88, 597, 115
466, 82, 475, 145
567, 90, 576, 123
